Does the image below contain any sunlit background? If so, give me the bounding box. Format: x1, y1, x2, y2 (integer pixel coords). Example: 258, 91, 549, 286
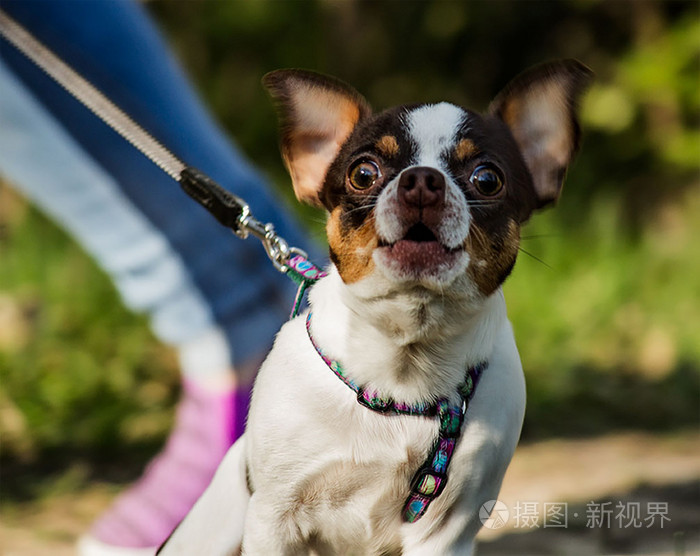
1, 1, 698, 554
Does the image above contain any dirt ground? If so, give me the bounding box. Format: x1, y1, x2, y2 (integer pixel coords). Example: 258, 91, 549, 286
1, 430, 699, 556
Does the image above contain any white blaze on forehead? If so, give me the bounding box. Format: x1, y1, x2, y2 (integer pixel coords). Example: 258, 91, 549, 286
407, 102, 466, 168
375, 102, 471, 251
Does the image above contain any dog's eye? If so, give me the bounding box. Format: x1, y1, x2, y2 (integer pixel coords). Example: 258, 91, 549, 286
348, 160, 381, 191
470, 165, 504, 196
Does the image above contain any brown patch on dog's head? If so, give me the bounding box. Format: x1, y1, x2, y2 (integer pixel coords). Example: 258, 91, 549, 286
465, 219, 520, 296
375, 135, 400, 158
454, 138, 478, 161
327, 207, 378, 283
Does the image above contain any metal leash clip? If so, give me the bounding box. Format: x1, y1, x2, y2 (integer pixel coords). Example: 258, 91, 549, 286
179, 166, 306, 273
237, 206, 310, 273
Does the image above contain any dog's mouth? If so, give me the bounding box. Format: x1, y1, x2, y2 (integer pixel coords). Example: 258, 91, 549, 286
376, 223, 466, 282
403, 222, 438, 243
379, 222, 440, 246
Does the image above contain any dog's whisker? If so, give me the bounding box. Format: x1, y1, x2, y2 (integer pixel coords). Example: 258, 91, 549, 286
517, 246, 552, 269
344, 203, 378, 216
520, 233, 558, 240
465, 199, 498, 205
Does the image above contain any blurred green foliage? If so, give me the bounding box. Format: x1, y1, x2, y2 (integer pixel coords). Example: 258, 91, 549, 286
0, 0, 698, 472
0, 193, 179, 475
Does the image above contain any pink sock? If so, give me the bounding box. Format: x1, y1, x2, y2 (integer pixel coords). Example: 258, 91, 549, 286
86, 379, 249, 549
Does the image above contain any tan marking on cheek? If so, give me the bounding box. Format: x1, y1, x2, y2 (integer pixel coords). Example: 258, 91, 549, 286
464, 219, 520, 295
327, 207, 378, 284
375, 135, 400, 158
454, 138, 478, 161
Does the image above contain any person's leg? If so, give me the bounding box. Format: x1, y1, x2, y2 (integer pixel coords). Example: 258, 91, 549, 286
0, 0, 319, 551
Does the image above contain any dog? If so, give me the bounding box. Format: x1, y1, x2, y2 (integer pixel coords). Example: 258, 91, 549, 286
159, 60, 592, 555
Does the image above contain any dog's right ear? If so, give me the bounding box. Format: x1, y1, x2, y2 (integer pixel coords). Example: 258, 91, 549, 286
263, 70, 372, 208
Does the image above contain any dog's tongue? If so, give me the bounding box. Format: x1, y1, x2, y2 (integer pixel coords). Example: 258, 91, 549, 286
388, 240, 451, 268
377, 221, 465, 280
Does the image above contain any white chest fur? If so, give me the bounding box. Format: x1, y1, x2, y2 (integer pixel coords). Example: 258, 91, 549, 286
243, 270, 526, 555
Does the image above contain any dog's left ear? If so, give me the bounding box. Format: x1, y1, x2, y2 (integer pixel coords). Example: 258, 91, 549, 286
263, 70, 372, 208
489, 60, 593, 208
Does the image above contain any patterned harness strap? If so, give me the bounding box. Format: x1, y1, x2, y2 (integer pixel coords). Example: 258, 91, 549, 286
285, 255, 328, 318
305, 312, 487, 523
402, 363, 485, 522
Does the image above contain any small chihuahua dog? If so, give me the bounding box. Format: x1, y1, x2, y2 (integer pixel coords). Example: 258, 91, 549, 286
160, 60, 591, 555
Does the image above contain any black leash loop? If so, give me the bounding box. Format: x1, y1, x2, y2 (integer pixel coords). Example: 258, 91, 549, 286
179, 167, 247, 234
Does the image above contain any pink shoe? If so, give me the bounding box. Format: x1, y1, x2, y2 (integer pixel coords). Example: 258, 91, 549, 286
78, 379, 249, 555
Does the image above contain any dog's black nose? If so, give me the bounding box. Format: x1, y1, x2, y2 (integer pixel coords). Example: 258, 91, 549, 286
398, 167, 445, 210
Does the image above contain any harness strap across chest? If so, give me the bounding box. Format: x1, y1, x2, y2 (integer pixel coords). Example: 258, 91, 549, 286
305, 312, 487, 523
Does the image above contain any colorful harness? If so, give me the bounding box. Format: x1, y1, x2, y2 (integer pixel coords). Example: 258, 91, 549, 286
305, 312, 486, 523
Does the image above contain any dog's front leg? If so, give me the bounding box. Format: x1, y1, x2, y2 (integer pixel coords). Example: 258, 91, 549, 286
157, 434, 250, 555
402, 537, 474, 556
402, 536, 475, 556
400, 513, 478, 556
241, 494, 301, 556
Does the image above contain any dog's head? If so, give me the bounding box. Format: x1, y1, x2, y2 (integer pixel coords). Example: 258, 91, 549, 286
264, 61, 591, 300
